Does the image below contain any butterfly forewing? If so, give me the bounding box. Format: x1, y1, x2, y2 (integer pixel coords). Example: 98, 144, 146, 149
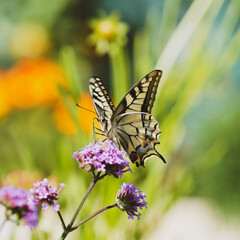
89, 70, 165, 167
89, 77, 115, 133
112, 70, 162, 118
89, 77, 115, 121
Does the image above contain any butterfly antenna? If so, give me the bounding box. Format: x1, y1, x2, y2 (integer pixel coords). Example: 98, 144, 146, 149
76, 103, 97, 115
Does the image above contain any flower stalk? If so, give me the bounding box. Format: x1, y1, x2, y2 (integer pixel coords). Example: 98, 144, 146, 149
59, 173, 100, 239
74, 203, 117, 228
68, 176, 98, 228
57, 211, 66, 230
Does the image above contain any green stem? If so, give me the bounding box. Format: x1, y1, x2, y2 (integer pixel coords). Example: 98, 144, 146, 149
69, 180, 97, 226
73, 203, 117, 229
57, 211, 66, 230
60, 175, 100, 239
109, 47, 130, 103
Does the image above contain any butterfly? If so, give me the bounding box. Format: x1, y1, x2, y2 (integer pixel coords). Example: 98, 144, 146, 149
89, 70, 165, 167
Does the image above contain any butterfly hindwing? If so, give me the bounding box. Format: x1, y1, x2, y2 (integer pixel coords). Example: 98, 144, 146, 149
112, 112, 165, 167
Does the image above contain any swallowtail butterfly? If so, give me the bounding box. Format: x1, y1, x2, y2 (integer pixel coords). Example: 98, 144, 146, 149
89, 70, 165, 167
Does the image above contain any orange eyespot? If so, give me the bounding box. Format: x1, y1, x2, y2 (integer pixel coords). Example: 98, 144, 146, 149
142, 141, 148, 148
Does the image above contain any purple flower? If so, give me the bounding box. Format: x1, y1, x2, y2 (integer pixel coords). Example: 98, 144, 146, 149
116, 182, 147, 220
0, 185, 39, 229
72, 141, 132, 178
23, 203, 39, 229
29, 178, 66, 212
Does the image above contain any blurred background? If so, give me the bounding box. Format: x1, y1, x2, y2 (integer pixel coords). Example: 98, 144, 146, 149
0, 0, 240, 239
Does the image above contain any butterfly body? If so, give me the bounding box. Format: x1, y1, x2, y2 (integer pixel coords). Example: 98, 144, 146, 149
89, 70, 165, 167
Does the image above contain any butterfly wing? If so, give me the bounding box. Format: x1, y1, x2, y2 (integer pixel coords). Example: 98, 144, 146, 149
112, 70, 165, 167
112, 112, 165, 167
89, 70, 165, 167
112, 70, 162, 118
89, 77, 115, 132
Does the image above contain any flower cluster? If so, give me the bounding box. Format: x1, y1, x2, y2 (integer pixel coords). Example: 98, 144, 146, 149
29, 178, 66, 212
72, 141, 132, 178
116, 182, 147, 220
0, 185, 38, 229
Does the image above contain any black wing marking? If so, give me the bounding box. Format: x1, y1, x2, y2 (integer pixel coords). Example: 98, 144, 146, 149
89, 77, 115, 121
112, 70, 162, 119
112, 112, 165, 167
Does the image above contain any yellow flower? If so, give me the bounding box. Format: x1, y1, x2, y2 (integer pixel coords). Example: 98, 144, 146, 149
96, 19, 118, 40
88, 12, 129, 55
